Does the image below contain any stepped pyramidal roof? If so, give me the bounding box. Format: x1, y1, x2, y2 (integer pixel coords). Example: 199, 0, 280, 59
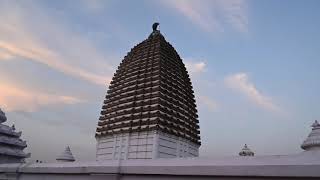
96, 23, 201, 145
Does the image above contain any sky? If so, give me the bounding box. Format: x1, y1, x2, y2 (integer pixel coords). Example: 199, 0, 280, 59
0, 0, 319, 162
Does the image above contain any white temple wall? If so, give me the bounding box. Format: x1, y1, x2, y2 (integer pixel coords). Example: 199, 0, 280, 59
2, 157, 320, 180
96, 130, 199, 160
157, 132, 199, 158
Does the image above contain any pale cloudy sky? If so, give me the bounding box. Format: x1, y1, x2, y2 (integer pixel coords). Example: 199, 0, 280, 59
0, 0, 319, 162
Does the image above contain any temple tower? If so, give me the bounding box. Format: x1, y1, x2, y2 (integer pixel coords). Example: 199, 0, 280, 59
96, 23, 201, 160
0, 108, 30, 163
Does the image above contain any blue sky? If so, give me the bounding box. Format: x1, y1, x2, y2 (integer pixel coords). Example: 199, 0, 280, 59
0, 0, 319, 162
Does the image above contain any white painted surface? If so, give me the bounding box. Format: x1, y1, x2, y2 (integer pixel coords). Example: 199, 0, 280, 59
96, 131, 199, 160
1, 151, 320, 179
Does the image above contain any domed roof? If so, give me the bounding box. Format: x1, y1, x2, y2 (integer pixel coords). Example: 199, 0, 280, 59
0, 108, 7, 123
56, 146, 75, 162
301, 120, 320, 151
239, 144, 254, 156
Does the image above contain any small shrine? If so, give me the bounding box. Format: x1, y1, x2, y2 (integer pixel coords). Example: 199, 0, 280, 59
56, 146, 75, 162
301, 120, 320, 151
239, 144, 254, 156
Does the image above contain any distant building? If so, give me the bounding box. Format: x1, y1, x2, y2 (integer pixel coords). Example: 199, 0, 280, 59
96, 23, 201, 160
0, 108, 30, 163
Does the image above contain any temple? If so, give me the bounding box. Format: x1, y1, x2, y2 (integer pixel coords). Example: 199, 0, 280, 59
1, 23, 320, 180
96, 23, 201, 160
0, 108, 30, 163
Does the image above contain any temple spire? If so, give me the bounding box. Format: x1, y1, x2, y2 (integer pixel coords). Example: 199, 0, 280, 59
96, 23, 200, 160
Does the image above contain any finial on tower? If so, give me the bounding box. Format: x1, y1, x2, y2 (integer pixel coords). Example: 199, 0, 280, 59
312, 120, 320, 128
152, 22, 159, 31
149, 22, 161, 38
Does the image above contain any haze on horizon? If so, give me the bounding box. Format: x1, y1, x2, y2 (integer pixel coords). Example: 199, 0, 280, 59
0, 0, 319, 162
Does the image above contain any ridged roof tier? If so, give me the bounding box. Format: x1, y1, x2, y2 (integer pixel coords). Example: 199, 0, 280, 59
96, 23, 200, 145
0, 109, 6, 123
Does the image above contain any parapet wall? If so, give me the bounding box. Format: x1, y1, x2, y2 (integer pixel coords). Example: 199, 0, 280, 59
1, 153, 320, 180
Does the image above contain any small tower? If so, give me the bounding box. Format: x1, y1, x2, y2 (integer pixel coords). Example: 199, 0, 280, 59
301, 120, 320, 151
239, 144, 254, 156
56, 146, 75, 162
0, 108, 30, 163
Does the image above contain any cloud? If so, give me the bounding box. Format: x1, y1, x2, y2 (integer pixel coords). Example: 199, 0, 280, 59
159, 0, 248, 33
0, 1, 113, 85
0, 49, 13, 61
216, 0, 248, 33
0, 82, 83, 112
224, 73, 280, 112
198, 95, 218, 112
185, 60, 206, 74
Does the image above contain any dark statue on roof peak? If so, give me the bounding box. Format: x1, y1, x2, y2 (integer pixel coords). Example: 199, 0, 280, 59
152, 22, 159, 31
